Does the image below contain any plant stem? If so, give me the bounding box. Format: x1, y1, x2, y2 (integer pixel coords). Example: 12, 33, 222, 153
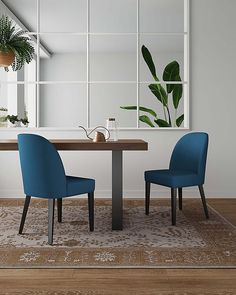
166, 106, 172, 126
174, 109, 177, 127
160, 89, 167, 122
155, 84, 168, 122
162, 104, 168, 122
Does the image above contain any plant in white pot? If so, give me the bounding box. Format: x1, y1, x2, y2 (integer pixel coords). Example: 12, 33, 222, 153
0, 15, 34, 71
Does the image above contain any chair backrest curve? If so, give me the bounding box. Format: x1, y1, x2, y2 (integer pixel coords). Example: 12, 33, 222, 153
169, 132, 209, 184
18, 134, 67, 198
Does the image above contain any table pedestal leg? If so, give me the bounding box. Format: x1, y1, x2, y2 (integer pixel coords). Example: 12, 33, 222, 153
112, 150, 123, 230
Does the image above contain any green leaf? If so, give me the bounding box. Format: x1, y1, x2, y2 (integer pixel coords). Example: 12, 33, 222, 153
120, 106, 157, 118
149, 84, 168, 106
163, 61, 180, 93
163, 61, 180, 80
172, 84, 183, 109
139, 115, 155, 127
154, 119, 171, 127
176, 114, 184, 127
141, 45, 159, 81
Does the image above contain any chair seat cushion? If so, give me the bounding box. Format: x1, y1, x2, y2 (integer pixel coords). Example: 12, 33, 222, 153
66, 176, 95, 196
145, 169, 200, 188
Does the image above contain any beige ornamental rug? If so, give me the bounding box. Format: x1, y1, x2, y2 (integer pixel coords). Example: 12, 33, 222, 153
0, 199, 235, 268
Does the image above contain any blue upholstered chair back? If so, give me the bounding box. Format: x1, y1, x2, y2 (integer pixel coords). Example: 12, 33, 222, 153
169, 132, 209, 184
18, 134, 67, 198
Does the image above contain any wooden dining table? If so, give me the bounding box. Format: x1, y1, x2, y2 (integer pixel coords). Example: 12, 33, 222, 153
0, 139, 148, 230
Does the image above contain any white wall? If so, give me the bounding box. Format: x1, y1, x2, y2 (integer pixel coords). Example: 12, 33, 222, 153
0, 0, 236, 198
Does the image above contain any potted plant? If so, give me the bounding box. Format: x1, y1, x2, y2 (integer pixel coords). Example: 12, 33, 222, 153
121, 45, 184, 128
0, 15, 34, 71
4, 114, 20, 127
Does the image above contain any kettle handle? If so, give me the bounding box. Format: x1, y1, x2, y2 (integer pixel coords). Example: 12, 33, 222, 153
78, 125, 110, 141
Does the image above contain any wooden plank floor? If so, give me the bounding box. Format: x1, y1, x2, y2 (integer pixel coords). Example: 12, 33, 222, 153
0, 199, 235, 295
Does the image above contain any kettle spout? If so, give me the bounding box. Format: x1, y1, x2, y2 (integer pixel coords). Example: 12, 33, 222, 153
78, 125, 93, 140
78, 125, 110, 142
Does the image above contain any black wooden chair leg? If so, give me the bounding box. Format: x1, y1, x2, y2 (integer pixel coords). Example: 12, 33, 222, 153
198, 185, 209, 219
19, 195, 31, 234
171, 188, 177, 225
88, 192, 94, 231
145, 182, 151, 215
178, 188, 182, 210
48, 199, 55, 245
57, 198, 62, 223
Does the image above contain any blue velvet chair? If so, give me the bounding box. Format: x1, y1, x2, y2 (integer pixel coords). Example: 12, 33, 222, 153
145, 132, 209, 225
18, 134, 95, 245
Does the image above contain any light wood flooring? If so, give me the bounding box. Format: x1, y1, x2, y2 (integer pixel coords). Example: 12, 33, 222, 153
0, 198, 235, 295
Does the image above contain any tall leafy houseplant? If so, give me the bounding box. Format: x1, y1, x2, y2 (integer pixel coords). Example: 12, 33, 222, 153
121, 45, 184, 127
0, 15, 34, 71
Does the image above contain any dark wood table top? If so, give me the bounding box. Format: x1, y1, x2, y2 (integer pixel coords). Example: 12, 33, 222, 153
0, 139, 148, 151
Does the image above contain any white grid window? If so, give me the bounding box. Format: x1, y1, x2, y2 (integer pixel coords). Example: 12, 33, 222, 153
0, 0, 189, 129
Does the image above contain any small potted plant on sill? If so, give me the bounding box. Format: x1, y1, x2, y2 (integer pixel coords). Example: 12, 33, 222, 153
4, 114, 20, 127
0, 15, 35, 71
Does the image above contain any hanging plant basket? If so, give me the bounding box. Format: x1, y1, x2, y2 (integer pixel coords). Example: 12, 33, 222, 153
0, 50, 15, 67
0, 15, 34, 71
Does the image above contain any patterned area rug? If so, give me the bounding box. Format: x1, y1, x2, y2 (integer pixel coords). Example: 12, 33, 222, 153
0, 199, 235, 268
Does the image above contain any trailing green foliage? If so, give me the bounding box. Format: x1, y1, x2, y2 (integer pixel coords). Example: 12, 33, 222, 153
4, 114, 29, 125
4, 115, 19, 124
121, 45, 184, 128
0, 15, 34, 71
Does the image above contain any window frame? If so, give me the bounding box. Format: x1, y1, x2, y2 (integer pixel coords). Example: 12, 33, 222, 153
0, 0, 190, 130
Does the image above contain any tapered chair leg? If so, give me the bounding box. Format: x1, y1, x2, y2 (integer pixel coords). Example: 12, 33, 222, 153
145, 182, 151, 215
57, 198, 62, 223
48, 199, 55, 245
198, 185, 209, 219
178, 188, 182, 210
171, 188, 177, 225
19, 195, 31, 234
88, 192, 94, 231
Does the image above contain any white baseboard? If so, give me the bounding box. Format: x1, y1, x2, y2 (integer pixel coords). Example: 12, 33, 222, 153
0, 189, 234, 199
